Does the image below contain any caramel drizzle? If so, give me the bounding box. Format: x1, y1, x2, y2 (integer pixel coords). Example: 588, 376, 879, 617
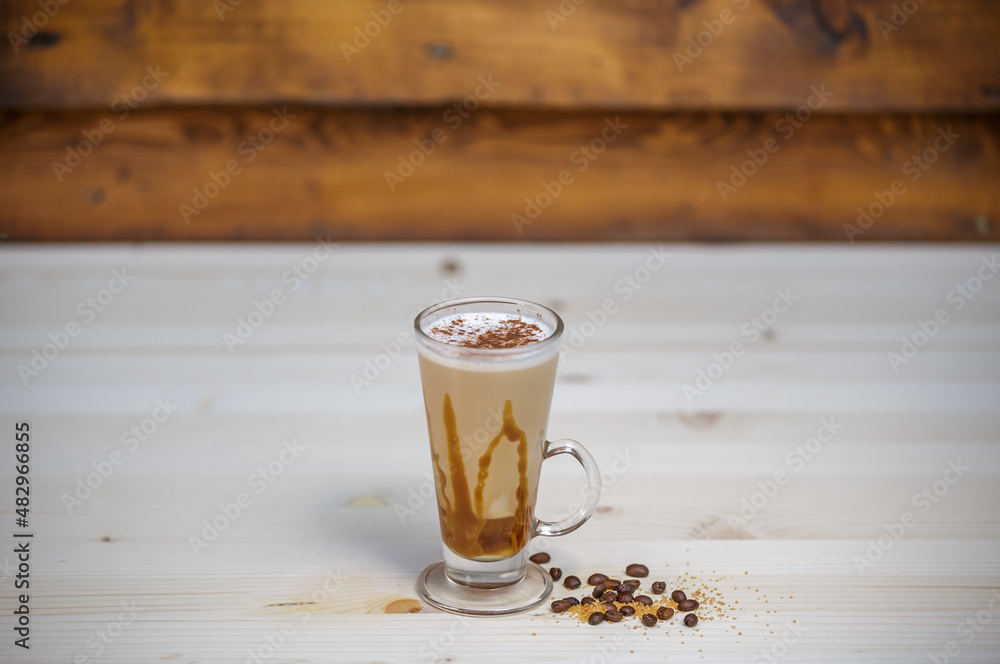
474, 400, 528, 518
440, 393, 530, 557
441, 394, 476, 554
427, 404, 452, 518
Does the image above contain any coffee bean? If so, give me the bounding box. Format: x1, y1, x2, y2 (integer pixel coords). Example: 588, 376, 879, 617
600, 591, 618, 602
635, 595, 653, 606
529, 552, 550, 564
671, 590, 687, 603
616, 592, 635, 604
626, 564, 649, 578
564, 575, 581, 590
656, 606, 674, 621
602, 601, 617, 610
549, 567, 562, 582
588, 612, 605, 625
620, 605, 636, 617
550, 600, 570, 612
651, 581, 666, 594
684, 613, 698, 627
587, 573, 608, 586
604, 609, 623, 623
563, 596, 580, 606
677, 599, 699, 611
593, 582, 613, 598
605, 579, 621, 589
620, 580, 640, 594
641, 613, 658, 627
581, 597, 595, 605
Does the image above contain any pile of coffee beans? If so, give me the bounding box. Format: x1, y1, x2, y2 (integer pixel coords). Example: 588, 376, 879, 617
528, 555, 701, 628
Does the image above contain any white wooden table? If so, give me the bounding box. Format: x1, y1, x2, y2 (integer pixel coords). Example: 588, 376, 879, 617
1, 243, 998, 663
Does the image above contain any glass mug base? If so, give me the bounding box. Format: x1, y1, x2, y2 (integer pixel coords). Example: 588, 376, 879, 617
417, 561, 553, 616
441, 546, 530, 588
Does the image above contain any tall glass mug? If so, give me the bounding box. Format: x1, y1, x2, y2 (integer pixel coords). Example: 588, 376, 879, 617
414, 297, 601, 615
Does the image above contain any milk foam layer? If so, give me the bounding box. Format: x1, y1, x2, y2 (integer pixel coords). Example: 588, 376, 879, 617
425, 312, 554, 349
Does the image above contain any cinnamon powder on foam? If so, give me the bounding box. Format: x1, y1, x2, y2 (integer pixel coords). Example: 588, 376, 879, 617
428, 315, 548, 349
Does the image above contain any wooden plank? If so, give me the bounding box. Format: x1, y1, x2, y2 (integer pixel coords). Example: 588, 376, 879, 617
3, 270, 1000, 345
14, 411, 1000, 457
0, 537, 997, 662
20, 470, 1000, 541
1, 109, 998, 242
1, 0, 998, 112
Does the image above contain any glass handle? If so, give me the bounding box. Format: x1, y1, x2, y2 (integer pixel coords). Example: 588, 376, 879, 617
534, 438, 601, 538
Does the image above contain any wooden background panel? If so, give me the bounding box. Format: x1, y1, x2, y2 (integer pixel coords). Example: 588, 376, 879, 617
1, 0, 998, 112
0, 108, 997, 242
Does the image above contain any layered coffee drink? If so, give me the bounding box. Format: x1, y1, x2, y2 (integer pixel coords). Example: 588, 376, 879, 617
415, 298, 600, 611
417, 311, 558, 561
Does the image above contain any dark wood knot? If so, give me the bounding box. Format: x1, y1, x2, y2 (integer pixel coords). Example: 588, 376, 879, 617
812, 0, 851, 39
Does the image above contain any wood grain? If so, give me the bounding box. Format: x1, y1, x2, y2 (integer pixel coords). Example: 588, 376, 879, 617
0, 0, 998, 112
1, 108, 998, 242
0, 244, 999, 662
